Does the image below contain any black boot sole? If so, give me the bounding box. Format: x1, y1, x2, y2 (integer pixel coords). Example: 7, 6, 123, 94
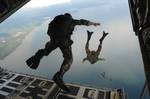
26, 56, 40, 69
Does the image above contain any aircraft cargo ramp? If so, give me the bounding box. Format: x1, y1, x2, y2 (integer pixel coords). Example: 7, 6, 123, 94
0, 67, 126, 99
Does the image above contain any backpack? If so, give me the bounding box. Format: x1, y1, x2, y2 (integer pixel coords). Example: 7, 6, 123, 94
47, 15, 73, 39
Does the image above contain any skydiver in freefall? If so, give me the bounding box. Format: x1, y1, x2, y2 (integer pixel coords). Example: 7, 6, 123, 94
82, 30, 108, 64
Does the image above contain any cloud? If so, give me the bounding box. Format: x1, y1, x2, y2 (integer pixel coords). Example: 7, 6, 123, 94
70, 0, 127, 6
24, 0, 71, 8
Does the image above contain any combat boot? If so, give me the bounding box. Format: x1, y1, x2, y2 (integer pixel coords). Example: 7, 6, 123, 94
53, 72, 70, 92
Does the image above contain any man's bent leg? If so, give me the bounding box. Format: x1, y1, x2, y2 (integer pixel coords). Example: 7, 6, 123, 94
85, 42, 91, 55
26, 40, 57, 69
87, 30, 93, 42
26, 49, 45, 69
60, 46, 73, 76
59, 57, 73, 76
99, 31, 108, 43
96, 31, 108, 56
53, 46, 73, 92
44, 41, 57, 56
85, 30, 93, 55
96, 44, 102, 56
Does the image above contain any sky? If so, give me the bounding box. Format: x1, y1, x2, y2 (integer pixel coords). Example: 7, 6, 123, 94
24, 0, 71, 8
23, 0, 127, 8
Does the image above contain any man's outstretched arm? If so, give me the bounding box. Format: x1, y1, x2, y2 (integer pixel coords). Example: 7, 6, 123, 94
87, 21, 100, 26
73, 19, 100, 26
98, 58, 106, 61
82, 57, 88, 63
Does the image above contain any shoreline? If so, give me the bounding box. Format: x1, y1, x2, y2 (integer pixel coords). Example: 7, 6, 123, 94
0, 20, 49, 60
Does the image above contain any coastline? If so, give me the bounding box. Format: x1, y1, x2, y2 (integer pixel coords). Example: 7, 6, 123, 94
0, 20, 49, 60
